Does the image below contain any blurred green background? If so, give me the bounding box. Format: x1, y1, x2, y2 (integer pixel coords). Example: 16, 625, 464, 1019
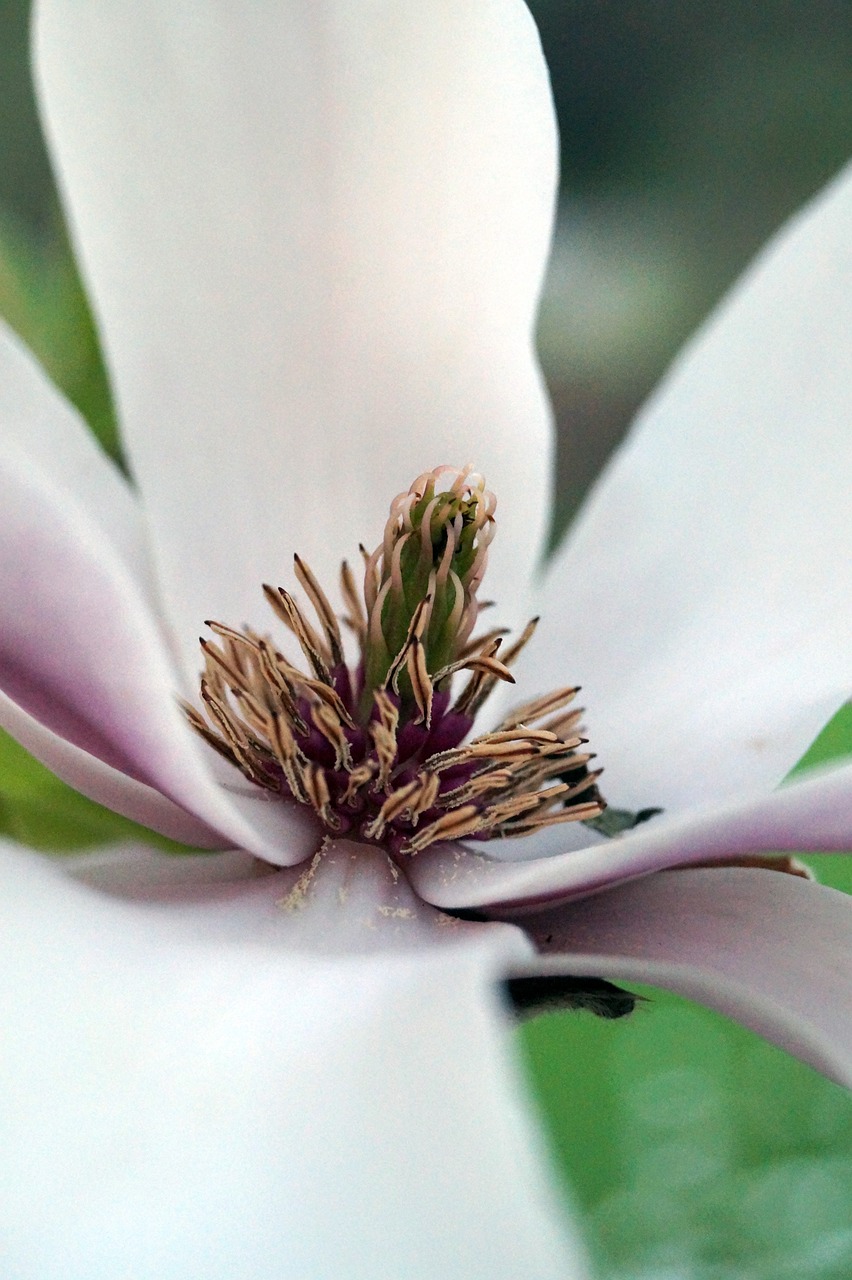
1, 1, 851, 1276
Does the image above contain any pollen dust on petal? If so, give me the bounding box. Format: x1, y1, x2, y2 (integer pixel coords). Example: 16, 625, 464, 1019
277, 844, 327, 913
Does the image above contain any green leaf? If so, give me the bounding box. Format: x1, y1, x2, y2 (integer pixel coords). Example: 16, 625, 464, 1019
583, 804, 664, 838
0, 729, 188, 853
0, 203, 122, 463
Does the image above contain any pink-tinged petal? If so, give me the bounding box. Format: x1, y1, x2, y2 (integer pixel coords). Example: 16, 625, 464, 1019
508, 867, 852, 1088
0, 326, 325, 864
531, 162, 852, 815
35, 1, 558, 684
0, 322, 147, 575
408, 760, 852, 910
0, 689, 223, 848
0, 840, 588, 1278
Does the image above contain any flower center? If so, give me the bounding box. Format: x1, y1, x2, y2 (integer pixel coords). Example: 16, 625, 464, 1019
184, 466, 605, 857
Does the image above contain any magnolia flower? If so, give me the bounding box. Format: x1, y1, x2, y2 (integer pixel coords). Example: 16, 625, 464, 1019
1, 1, 850, 1276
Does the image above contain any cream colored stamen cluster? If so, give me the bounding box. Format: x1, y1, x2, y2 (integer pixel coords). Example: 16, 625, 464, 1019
184, 467, 605, 855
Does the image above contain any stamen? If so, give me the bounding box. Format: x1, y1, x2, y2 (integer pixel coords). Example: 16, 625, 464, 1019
432, 636, 516, 687
293, 554, 344, 667
499, 615, 539, 666
363, 778, 422, 840
439, 768, 515, 807
266, 708, 309, 802
456, 617, 540, 719
341, 762, 376, 806
262, 584, 332, 682
200, 681, 277, 790
339, 560, 367, 641
457, 626, 510, 660
295, 676, 357, 729
199, 636, 247, 693
498, 684, 580, 731
502, 800, 605, 837
302, 763, 340, 829
539, 707, 585, 738
310, 699, 353, 771
408, 771, 441, 821
370, 689, 401, 790
385, 595, 433, 694
184, 467, 607, 859
404, 804, 486, 852
254, 639, 305, 729
405, 637, 433, 727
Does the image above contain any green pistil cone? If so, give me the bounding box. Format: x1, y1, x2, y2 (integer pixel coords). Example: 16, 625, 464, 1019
361, 467, 495, 707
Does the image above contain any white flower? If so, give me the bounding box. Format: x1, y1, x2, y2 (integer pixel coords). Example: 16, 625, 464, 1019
0, 2, 850, 1276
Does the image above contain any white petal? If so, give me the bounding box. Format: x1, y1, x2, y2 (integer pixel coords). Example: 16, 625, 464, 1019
408, 759, 852, 910
511, 867, 852, 1088
63, 838, 519, 955
0, 323, 323, 863
533, 162, 852, 814
35, 1, 558, 682
0, 841, 588, 1279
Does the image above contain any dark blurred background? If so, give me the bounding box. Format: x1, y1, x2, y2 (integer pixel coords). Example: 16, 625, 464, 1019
533, 0, 852, 528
